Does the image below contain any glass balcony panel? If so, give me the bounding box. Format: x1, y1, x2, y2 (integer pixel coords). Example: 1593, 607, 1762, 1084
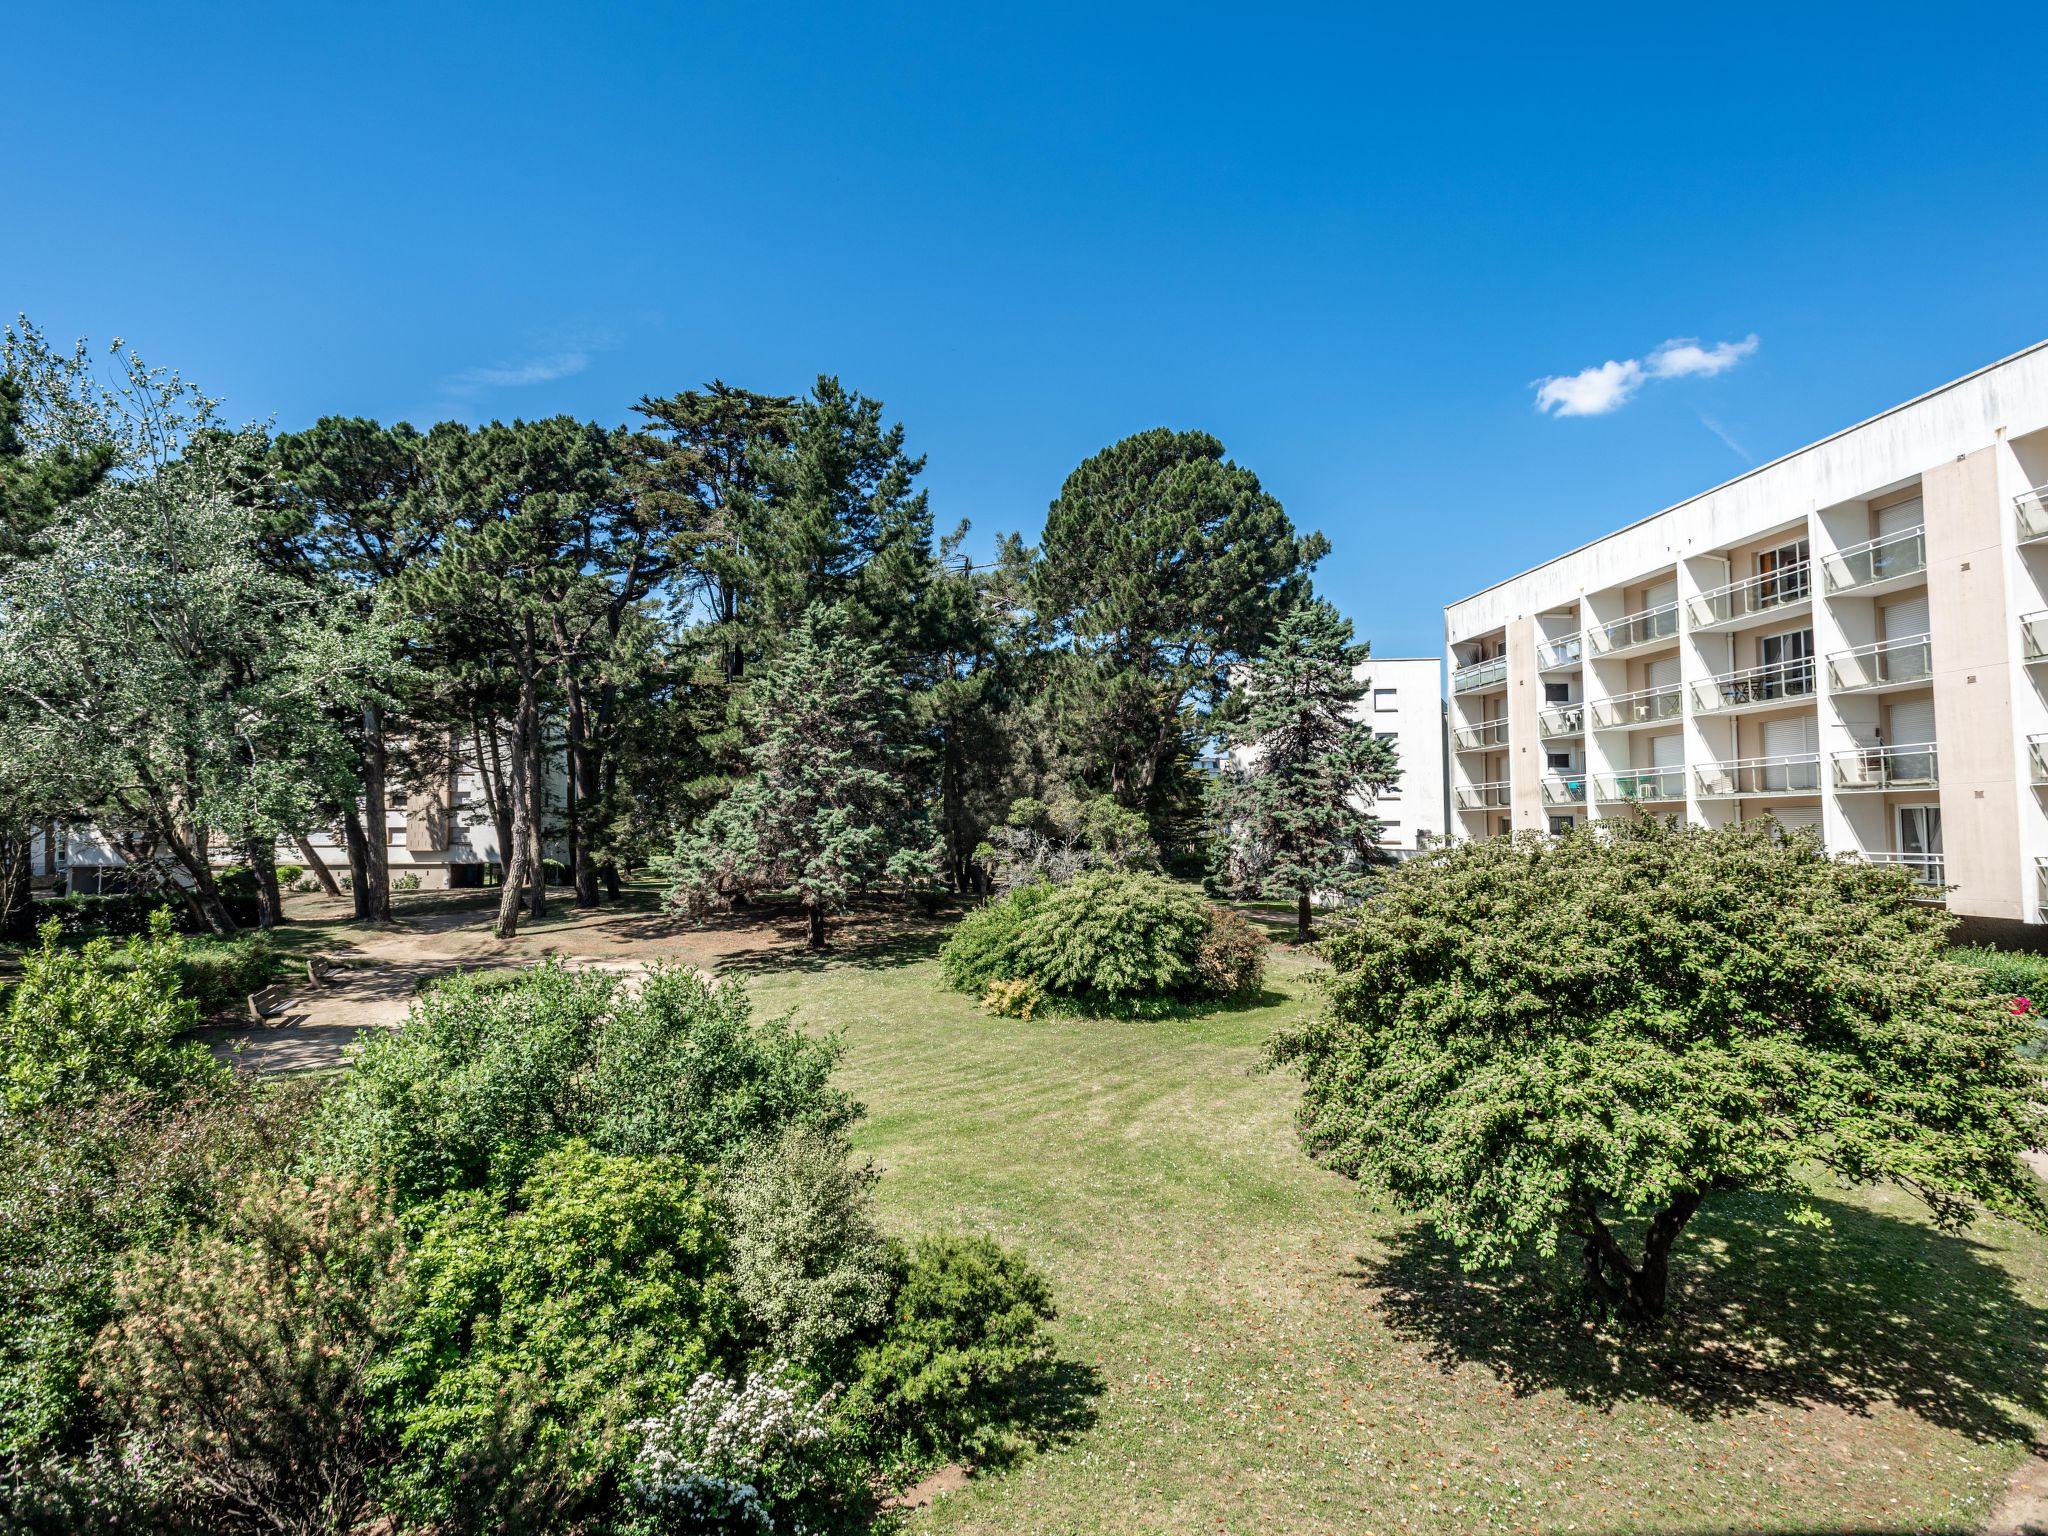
1537, 702, 1584, 737
2018, 486, 2048, 544
1831, 743, 1939, 791
1537, 636, 1583, 669
1820, 526, 1926, 593
1592, 767, 1686, 803
2030, 734, 2048, 786
1687, 563, 1813, 628
2023, 611, 2048, 663
1860, 851, 1946, 892
1694, 753, 1822, 798
1691, 658, 1817, 713
1826, 634, 1932, 693
1587, 684, 1683, 730
1590, 602, 1680, 656
1452, 655, 1509, 694
1454, 780, 1512, 810
1452, 719, 1510, 751
1541, 776, 1587, 807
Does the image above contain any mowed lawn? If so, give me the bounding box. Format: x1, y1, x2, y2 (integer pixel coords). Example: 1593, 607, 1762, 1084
735, 937, 2048, 1536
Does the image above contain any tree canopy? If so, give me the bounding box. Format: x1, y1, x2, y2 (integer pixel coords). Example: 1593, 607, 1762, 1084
1270, 820, 2048, 1320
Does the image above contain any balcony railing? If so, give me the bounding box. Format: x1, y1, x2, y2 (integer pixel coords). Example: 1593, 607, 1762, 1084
1826, 633, 1932, 693
1831, 742, 1939, 792
1452, 655, 1509, 694
1452, 719, 1509, 752
2031, 733, 2048, 785
1694, 752, 1822, 799
1687, 563, 1812, 628
1859, 851, 1946, 893
1454, 780, 1511, 811
1592, 767, 1686, 804
1538, 701, 1585, 737
2023, 611, 2048, 664
2018, 484, 2048, 544
1541, 775, 1587, 807
1820, 526, 1925, 594
1589, 601, 1680, 656
1588, 683, 1683, 731
1537, 636, 1583, 670
1691, 658, 1816, 714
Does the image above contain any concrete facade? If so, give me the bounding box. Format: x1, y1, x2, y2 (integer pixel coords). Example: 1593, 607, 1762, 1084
1445, 339, 2048, 935
1357, 656, 1449, 857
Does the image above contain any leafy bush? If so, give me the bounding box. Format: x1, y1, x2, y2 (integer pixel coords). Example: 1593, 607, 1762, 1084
723, 1128, 890, 1371
31, 891, 261, 939
394, 871, 422, 892
373, 1142, 736, 1528
0, 1079, 319, 1457
979, 977, 1043, 1020
624, 1361, 852, 1536
939, 872, 1263, 1011
315, 962, 857, 1208
837, 1234, 1057, 1469
173, 934, 276, 1017
274, 864, 303, 888
1270, 821, 2048, 1320
85, 1178, 408, 1535
2, 914, 222, 1116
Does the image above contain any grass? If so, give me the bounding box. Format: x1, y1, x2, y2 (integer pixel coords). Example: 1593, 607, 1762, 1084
734, 937, 2048, 1536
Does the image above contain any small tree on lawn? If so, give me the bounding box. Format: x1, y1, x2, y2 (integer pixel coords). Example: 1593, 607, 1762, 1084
1269, 819, 2048, 1321
664, 606, 936, 949
1210, 599, 1399, 940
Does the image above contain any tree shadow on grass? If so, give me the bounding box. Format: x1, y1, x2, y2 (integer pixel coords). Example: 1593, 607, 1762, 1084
996, 1356, 1106, 1463
1351, 1190, 2048, 1447
712, 928, 950, 978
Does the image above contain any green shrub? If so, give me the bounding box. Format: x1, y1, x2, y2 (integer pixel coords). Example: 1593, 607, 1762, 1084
86, 1177, 408, 1535
373, 1142, 736, 1528
1, 914, 222, 1116
314, 962, 857, 1208
979, 977, 1044, 1019
274, 864, 303, 888
0, 1078, 319, 1456
173, 934, 276, 1017
837, 1234, 1057, 1470
32, 891, 262, 939
394, 871, 422, 892
939, 872, 1263, 1011
723, 1127, 890, 1371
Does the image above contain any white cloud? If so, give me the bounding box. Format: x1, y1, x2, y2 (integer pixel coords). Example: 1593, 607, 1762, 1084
442, 348, 592, 397
1533, 357, 1645, 417
1534, 332, 1758, 418
1646, 333, 1759, 380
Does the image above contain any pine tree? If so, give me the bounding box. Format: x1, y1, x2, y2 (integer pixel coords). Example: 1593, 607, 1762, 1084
663, 607, 937, 950
1210, 599, 1399, 940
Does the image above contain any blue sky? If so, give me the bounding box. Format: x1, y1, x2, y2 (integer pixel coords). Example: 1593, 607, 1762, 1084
8, 3, 2048, 658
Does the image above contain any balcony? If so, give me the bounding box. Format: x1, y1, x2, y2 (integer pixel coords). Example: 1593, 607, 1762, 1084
1831, 742, 1938, 792
2024, 610, 2048, 664
1588, 683, 1683, 731
1826, 634, 1932, 694
1588, 601, 1680, 658
2031, 733, 2048, 785
2018, 484, 2048, 544
1454, 780, 1511, 811
1820, 526, 1925, 596
1592, 767, 1686, 805
1538, 701, 1585, 738
1541, 775, 1587, 808
1452, 655, 1509, 694
1694, 752, 1822, 799
1537, 636, 1583, 670
1687, 564, 1812, 631
1691, 658, 1816, 715
1859, 851, 1946, 896
1452, 718, 1509, 752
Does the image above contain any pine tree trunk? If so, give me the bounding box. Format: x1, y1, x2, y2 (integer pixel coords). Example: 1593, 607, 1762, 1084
565, 677, 600, 907
244, 839, 282, 929
361, 703, 393, 923
495, 664, 540, 941
340, 811, 371, 919
1296, 891, 1312, 942
524, 704, 548, 921
807, 901, 826, 951
292, 831, 342, 896
0, 828, 32, 942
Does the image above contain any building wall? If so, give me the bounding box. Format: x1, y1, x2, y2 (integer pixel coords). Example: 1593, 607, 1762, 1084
1358, 656, 1448, 856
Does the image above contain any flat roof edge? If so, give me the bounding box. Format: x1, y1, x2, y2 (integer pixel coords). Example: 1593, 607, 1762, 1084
1443, 335, 2048, 614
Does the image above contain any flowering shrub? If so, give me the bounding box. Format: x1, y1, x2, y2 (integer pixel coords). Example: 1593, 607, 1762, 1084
628, 1361, 841, 1533
979, 977, 1043, 1019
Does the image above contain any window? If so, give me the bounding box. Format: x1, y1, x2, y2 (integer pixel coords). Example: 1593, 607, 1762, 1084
1543, 682, 1570, 703
1373, 688, 1398, 712
1756, 538, 1811, 605
1546, 751, 1571, 770
1548, 816, 1575, 835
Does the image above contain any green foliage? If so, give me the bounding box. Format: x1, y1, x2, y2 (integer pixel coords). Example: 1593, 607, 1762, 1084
939, 871, 1264, 1012
1209, 598, 1400, 932
27, 891, 263, 939
837, 1235, 1057, 1469
973, 792, 1161, 892
723, 1127, 891, 1371
663, 606, 938, 945
1, 915, 222, 1116
979, 977, 1045, 1020
315, 961, 854, 1208
0, 1079, 318, 1457
173, 933, 276, 1016
1270, 821, 2048, 1319
373, 1142, 736, 1527
86, 1177, 408, 1535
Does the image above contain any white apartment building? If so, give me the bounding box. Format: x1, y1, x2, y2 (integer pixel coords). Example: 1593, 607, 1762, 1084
1359, 656, 1449, 858
1445, 339, 2048, 940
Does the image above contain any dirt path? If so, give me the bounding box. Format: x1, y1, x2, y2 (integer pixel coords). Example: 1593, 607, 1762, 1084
203, 888, 949, 1072
1987, 1448, 2048, 1536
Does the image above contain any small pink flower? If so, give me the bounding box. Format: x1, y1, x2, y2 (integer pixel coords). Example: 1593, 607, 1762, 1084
2010, 995, 2032, 1016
